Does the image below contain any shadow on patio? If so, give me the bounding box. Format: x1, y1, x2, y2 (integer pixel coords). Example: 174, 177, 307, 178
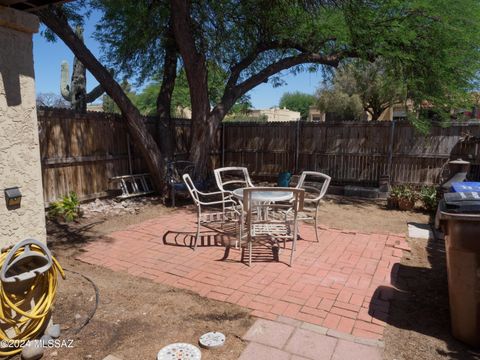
370, 234, 480, 360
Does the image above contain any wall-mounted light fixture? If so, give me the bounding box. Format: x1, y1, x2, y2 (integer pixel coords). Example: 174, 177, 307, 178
5, 187, 22, 209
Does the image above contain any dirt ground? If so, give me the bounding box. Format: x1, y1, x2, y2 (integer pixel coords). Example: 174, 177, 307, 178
383, 235, 480, 360
9, 200, 253, 360
7, 195, 477, 359
318, 195, 430, 234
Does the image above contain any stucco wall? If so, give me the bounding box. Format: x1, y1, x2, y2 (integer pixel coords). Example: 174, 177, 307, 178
0, 7, 45, 247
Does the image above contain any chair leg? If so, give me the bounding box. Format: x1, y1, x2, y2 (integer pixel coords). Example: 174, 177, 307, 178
248, 240, 252, 266
222, 245, 231, 260
193, 219, 201, 251
290, 220, 299, 266
314, 206, 320, 242
289, 237, 295, 267
294, 223, 298, 251
237, 215, 243, 249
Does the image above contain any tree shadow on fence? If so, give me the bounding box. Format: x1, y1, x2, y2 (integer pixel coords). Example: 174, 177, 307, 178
370, 234, 480, 360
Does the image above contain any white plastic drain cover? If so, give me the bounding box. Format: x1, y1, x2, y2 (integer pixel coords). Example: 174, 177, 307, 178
157, 343, 201, 360
199, 332, 226, 349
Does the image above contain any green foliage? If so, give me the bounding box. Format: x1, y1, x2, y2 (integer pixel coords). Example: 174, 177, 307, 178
279, 92, 316, 120
419, 185, 439, 211
224, 114, 268, 122
132, 82, 159, 116
389, 185, 418, 202
388, 184, 418, 210
51, 0, 480, 127
132, 63, 251, 117
388, 184, 439, 212
103, 79, 135, 113
317, 59, 405, 121
48, 192, 81, 222
92, 0, 171, 83
317, 88, 365, 121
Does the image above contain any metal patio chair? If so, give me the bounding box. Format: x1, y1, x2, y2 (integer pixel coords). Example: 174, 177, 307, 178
183, 174, 242, 250
214, 166, 255, 218
166, 160, 197, 207
242, 187, 304, 267
289, 171, 331, 242
214, 166, 255, 193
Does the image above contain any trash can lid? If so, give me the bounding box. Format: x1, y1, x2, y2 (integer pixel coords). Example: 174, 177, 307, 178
451, 182, 480, 193
443, 192, 480, 213
449, 158, 470, 165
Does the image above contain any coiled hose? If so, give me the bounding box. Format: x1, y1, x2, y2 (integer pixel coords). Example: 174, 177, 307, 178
0, 242, 65, 356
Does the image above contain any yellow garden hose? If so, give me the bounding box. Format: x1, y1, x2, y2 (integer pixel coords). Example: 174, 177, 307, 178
0, 242, 65, 356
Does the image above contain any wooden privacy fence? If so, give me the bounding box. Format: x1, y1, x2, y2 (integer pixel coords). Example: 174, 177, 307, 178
38, 108, 480, 204
222, 120, 480, 186
38, 108, 192, 204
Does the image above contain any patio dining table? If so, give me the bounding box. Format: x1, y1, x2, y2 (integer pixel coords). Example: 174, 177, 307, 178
232, 188, 293, 203
232, 187, 293, 221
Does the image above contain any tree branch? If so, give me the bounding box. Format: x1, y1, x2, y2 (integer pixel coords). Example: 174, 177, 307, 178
226, 37, 337, 90
37, 5, 167, 190
213, 49, 353, 119
85, 84, 104, 103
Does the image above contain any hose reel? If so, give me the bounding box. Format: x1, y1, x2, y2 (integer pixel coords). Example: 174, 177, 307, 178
0, 239, 65, 356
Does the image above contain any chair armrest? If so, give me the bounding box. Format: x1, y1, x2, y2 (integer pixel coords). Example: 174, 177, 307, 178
198, 198, 240, 207
196, 190, 224, 196
302, 186, 323, 202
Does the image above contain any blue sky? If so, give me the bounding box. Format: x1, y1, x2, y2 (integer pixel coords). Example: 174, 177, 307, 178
33, 11, 323, 109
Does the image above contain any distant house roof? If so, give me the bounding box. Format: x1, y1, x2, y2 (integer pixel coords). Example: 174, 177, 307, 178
0, 0, 67, 12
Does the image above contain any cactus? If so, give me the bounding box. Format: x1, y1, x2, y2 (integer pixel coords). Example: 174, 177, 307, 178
61, 26, 104, 113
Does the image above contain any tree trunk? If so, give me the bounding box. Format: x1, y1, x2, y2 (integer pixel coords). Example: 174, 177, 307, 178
156, 21, 177, 159
189, 112, 222, 178
38, 7, 167, 191
170, 0, 212, 178
156, 23, 177, 198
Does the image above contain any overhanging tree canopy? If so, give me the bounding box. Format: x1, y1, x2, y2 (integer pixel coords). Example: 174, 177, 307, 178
38, 0, 480, 183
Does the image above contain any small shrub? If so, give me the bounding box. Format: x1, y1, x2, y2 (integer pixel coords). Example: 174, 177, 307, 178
420, 185, 439, 211
388, 185, 418, 210
48, 192, 81, 222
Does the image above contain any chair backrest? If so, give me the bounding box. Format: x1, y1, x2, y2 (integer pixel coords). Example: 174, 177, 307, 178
214, 167, 254, 193
296, 171, 331, 201
182, 173, 200, 205
242, 187, 305, 225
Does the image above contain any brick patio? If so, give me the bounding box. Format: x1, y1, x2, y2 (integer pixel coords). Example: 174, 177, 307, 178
77, 208, 410, 341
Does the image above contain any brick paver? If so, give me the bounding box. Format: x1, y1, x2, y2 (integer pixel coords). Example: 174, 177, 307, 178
77, 208, 410, 341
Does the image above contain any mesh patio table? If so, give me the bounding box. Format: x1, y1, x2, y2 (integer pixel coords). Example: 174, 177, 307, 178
233, 188, 293, 220
232, 188, 293, 202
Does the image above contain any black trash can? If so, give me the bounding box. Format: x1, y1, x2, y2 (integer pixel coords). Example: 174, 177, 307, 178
439, 192, 480, 347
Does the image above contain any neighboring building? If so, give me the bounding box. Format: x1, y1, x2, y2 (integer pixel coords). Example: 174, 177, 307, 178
248, 107, 301, 122
174, 106, 192, 119
307, 106, 325, 122
87, 103, 104, 112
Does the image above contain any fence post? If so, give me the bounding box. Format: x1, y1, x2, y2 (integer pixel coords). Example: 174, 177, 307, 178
294, 120, 300, 174
127, 133, 133, 175
387, 120, 396, 182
